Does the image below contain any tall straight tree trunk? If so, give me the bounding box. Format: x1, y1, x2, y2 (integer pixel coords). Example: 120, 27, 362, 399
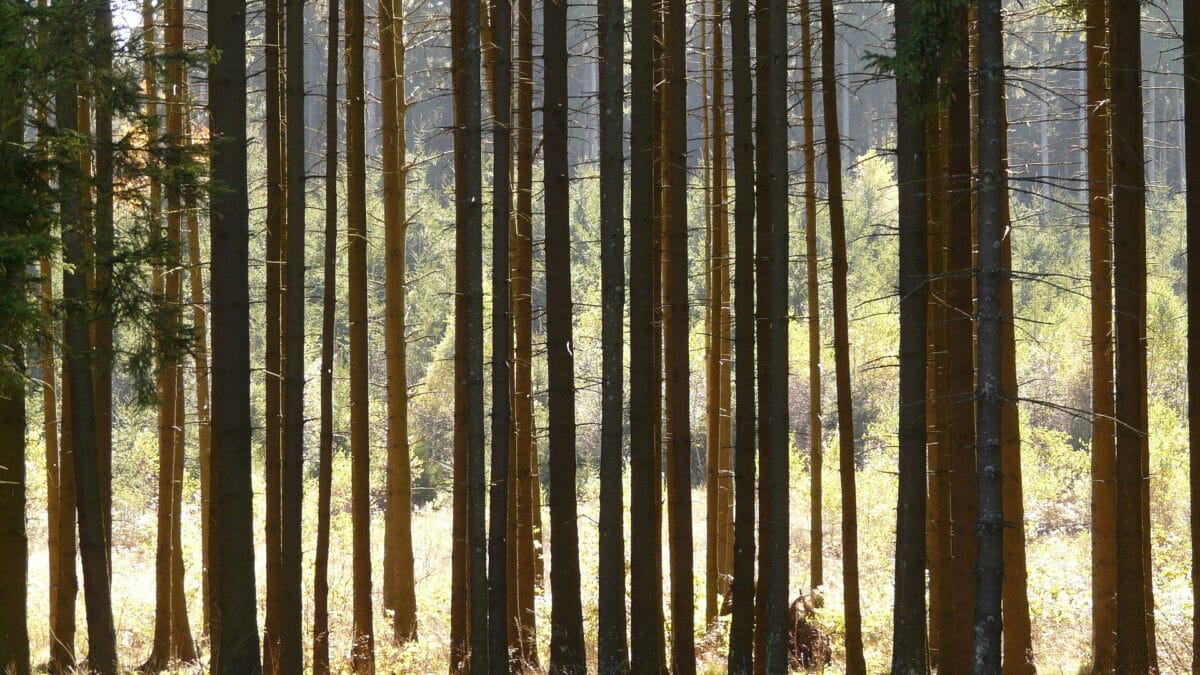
145, 0, 176, 659
702, 0, 719, 631
262, 0, 285, 664
756, 0, 789, 670
800, 0, 822, 600
346, 0, 375, 665
51, 360, 77, 675
926, 108, 953, 671
167, 0, 196, 659
58, 62, 119, 675
0, 102, 29, 670
281, 0, 306, 664
945, 15, 979, 675
889, 0, 928, 670
630, 0, 665, 670
487, 1, 513, 670
91, 0, 115, 566
973, 0, 1005, 666
312, 0, 339, 666
41, 256, 72, 675
511, 0, 538, 663
715, 0, 734, 611
662, 0, 694, 671
597, 0, 628, 666
0, 351, 28, 675
1186, 0, 1199, 668
487, 0, 513, 666
544, 1, 585, 670
818, 0, 862, 668
184, 97, 213, 638
1110, 0, 1150, 670
1087, 0, 1116, 668
207, 0, 262, 664
380, 0, 418, 644
450, 0, 470, 665
726, 0, 756, 669
996, 59, 1034, 675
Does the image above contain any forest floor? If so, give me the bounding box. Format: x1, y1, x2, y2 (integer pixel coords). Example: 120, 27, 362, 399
20, 441, 1196, 673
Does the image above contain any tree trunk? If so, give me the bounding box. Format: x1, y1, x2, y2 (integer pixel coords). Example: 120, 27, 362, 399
0, 349, 28, 675
946, 15, 980, 675
346, 0, 376, 665
59, 63, 119, 674
1087, 1, 1116, 666
91, 0, 115, 568
145, 0, 175, 660
281, 0, 307, 664
167, 0, 196, 660
262, 0, 285, 664
544, 1, 586, 670
889, 0, 929, 670
0, 84, 29, 667
997, 57, 1034, 675
973, 0, 1005, 666
726, 0, 756, 669
630, 0, 665, 670
380, 0, 418, 644
1110, 0, 1150, 670
597, 0, 628, 667
184, 98, 213, 638
487, 0, 513, 670
714, 0, 734, 617
1186, 0, 1199, 669
926, 108, 953, 672
756, 0, 790, 670
312, 0, 339, 666
511, 0, 538, 663
207, 0, 263, 663
40, 256, 72, 675
51, 361, 77, 675
800, 0, 823, 601
450, 0, 471, 665
818, 0, 863, 668
662, 1, 694, 672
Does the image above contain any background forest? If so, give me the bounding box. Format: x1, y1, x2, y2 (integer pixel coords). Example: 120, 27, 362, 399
0, 0, 1196, 672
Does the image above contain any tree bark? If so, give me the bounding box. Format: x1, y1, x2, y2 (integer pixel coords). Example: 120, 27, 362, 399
889, 0, 929, 670
756, 0, 790, 670
281, 0, 306, 664
630, 0, 665, 670
487, 0, 513, 670
726, 0, 756, 669
544, 1, 586, 670
346, 0, 376, 665
511, 0, 538, 663
817, 0, 862, 668
973, 0, 1005, 666
380, 0, 419, 644
1186, 0, 1199, 669
1086, 0, 1116, 669
1110, 0, 1150, 670
0, 349, 28, 675
597, 0, 628, 667
800, 0, 823, 601
59, 62, 119, 674
207, 0, 262, 664
312, 0, 339, 666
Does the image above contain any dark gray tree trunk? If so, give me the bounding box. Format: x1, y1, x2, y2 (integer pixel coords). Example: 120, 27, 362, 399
973, 0, 1005, 668
597, 0, 628, 668
207, 0, 262, 665
629, 0, 665, 670
726, 0, 756, 669
889, 0, 929, 670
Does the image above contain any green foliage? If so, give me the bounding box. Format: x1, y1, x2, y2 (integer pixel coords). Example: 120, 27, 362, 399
866, 0, 971, 115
